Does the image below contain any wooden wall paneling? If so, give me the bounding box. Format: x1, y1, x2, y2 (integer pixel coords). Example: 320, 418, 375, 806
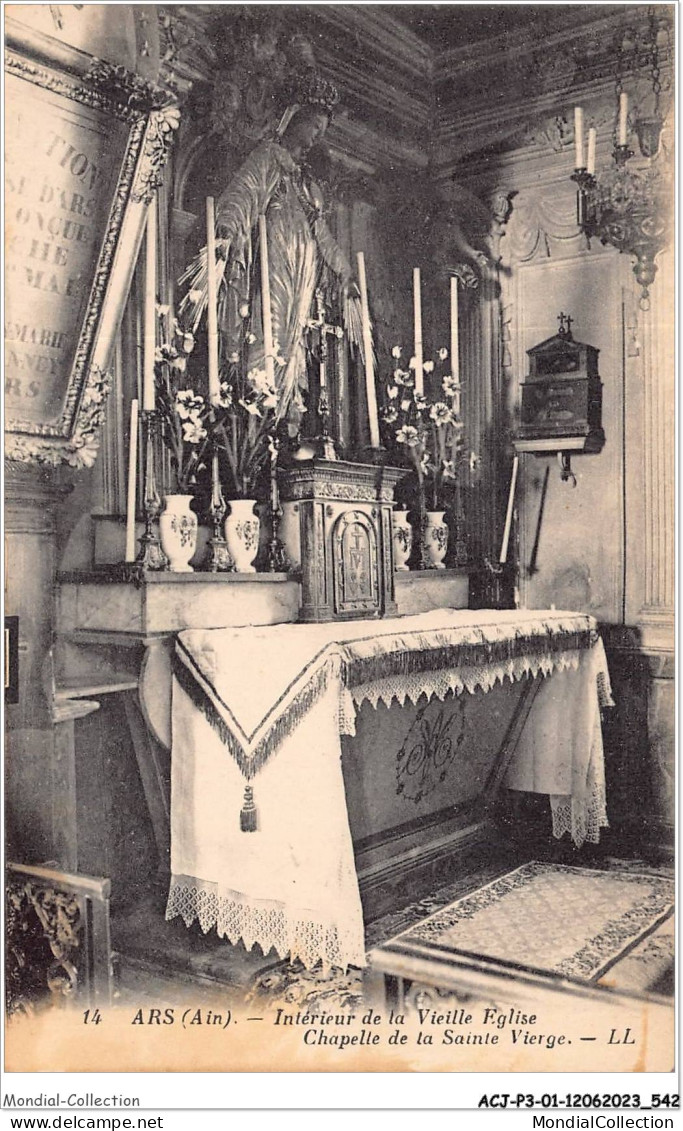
644, 653, 675, 853
52, 698, 99, 872
73, 694, 158, 905
621, 271, 647, 628
515, 248, 623, 622
464, 146, 673, 853
496, 164, 625, 625
121, 690, 171, 877
460, 276, 498, 591
631, 245, 674, 855
5, 465, 71, 864
637, 245, 675, 647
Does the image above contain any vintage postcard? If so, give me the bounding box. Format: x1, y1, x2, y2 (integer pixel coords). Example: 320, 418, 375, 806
3, 0, 676, 1100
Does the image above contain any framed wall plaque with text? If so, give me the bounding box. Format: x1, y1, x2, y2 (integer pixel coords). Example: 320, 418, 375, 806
4, 18, 178, 468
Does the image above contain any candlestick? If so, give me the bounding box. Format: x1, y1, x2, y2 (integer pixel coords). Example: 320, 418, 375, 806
417, 485, 429, 570
266, 435, 289, 572
206, 197, 220, 406
206, 449, 233, 572
259, 214, 275, 385
337, 335, 348, 449
618, 91, 629, 146
573, 107, 584, 168
586, 127, 597, 175
413, 267, 424, 395
270, 451, 279, 512
356, 252, 380, 448
450, 275, 459, 382
125, 399, 139, 562
136, 410, 168, 570
143, 196, 157, 411
453, 477, 468, 566
499, 454, 519, 565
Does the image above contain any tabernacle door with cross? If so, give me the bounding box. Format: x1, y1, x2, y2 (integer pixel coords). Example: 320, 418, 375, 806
333, 510, 379, 613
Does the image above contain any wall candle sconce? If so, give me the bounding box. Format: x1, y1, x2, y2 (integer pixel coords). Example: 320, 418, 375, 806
570, 8, 670, 310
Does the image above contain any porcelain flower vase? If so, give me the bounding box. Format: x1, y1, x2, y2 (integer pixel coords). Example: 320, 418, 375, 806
392, 509, 413, 571
225, 499, 260, 573
425, 510, 449, 570
159, 494, 198, 573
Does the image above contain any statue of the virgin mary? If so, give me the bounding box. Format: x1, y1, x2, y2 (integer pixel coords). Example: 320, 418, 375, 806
179, 72, 365, 435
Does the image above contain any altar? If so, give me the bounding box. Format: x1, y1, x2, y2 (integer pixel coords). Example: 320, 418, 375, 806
3, 7, 674, 1072
165, 608, 611, 971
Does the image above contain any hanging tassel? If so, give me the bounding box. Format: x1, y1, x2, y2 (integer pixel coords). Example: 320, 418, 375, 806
240, 785, 258, 832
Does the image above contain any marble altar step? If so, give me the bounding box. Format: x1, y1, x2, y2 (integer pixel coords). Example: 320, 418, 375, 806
111, 889, 283, 1008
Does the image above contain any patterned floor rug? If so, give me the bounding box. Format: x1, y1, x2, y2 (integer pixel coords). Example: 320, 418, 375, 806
397, 862, 675, 982
248, 861, 674, 1014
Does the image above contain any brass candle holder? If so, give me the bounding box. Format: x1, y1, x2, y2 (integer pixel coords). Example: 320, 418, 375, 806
206, 445, 234, 573
417, 489, 430, 571
265, 434, 289, 573
571, 142, 668, 309
316, 385, 337, 462
136, 409, 168, 571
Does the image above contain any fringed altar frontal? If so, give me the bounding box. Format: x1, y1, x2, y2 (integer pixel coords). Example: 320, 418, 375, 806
165, 610, 612, 970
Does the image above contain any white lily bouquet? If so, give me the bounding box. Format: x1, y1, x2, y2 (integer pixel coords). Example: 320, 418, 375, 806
381, 345, 465, 510
154, 307, 216, 494
211, 306, 286, 500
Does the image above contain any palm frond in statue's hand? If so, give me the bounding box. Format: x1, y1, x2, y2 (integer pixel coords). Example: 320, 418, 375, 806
177, 244, 229, 334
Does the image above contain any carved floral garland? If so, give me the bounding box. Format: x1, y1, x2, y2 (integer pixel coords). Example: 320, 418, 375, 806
5, 366, 113, 470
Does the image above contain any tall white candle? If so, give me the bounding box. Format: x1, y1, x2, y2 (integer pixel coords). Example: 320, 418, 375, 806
413, 267, 424, 395
206, 196, 220, 406
356, 252, 380, 448
319, 358, 326, 390
587, 127, 597, 175
143, 195, 157, 411
125, 398, 139, 562
499, 454, 519, 565
270, 450, 279, 512
450, 275, 459, 382
618, 91, 629, 146
451, 382, 461, 417
211, 452, 222, 511
258, 214, 275, 385
574, 107, 584, 168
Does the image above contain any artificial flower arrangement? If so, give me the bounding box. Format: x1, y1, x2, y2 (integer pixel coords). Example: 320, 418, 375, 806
154, 306, 214, 494
381, 345, 465, 511
212, 302, 286, 501
154, 303, 288, 503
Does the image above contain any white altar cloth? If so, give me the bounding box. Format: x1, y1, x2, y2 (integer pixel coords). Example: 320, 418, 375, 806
166, 609, 612, 970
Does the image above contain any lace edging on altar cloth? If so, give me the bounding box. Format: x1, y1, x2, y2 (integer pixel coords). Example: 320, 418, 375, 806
550, 737, 610, 846
344, 648, 595, 730
165, 875, 366, 972
550, 791, 609, 846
